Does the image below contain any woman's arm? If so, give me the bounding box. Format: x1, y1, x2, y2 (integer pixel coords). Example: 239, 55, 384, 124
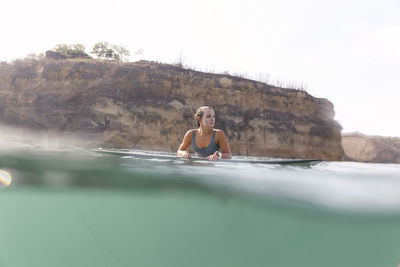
177, 130, 193, 158
215, 130, 232, 159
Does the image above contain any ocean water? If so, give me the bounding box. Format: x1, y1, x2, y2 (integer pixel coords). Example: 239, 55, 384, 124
1, 147, 400, 267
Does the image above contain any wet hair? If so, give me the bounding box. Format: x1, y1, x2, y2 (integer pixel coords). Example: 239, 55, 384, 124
195, 106, 213, 127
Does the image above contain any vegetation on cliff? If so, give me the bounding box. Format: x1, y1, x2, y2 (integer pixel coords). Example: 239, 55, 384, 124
45, 42, 131, 62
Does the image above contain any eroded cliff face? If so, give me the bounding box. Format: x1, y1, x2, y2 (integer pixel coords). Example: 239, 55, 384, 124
0, 59, 343, 160
342, 133, 400, 163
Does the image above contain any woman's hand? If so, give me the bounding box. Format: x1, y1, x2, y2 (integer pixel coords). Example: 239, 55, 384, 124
207, 151, 220, 161
179, 150, 191, 158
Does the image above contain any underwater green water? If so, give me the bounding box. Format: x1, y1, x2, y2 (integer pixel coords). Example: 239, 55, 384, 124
1, 149, 400, 267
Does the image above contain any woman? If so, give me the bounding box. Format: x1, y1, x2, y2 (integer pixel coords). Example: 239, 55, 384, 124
177, 106, 232, 160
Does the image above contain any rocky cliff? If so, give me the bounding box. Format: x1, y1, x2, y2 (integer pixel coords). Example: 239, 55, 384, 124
0, 58, 343, 160
342, 133, 400, 163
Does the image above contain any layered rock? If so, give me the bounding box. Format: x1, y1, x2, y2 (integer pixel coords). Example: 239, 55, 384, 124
0, 58, 343, 160
342, 133, 400, 163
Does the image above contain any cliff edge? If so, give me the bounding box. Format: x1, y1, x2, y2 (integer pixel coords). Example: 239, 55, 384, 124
342, 133, 400, 163
0, 58, 343, 160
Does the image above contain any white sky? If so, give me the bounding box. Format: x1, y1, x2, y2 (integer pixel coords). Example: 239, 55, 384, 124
2, 0, 399, 136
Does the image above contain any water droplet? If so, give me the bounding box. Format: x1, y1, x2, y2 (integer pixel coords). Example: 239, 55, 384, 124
0, 169, 13, 187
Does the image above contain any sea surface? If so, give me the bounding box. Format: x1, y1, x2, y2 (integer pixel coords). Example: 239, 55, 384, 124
1, 145, 400, 267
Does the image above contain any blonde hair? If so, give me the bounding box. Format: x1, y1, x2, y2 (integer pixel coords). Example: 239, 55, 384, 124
195, 106, 213, 127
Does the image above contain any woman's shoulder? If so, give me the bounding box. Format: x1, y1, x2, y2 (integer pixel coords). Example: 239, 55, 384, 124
214, 129, 226, 137
184, 129, 196, 137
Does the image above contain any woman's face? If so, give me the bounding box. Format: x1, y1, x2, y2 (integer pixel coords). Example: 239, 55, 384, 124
201, 108, 215, 128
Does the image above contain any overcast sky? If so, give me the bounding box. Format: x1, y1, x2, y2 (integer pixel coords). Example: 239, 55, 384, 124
2, 0, 399, 136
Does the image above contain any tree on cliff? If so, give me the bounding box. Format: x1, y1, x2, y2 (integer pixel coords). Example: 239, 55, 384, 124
91, 42, 130, 62
54, 44, 86, 55
51, 44, 91, 59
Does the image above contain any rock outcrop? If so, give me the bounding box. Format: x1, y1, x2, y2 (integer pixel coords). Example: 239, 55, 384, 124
342, 133, 400, 163
0, 58, 343, 160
